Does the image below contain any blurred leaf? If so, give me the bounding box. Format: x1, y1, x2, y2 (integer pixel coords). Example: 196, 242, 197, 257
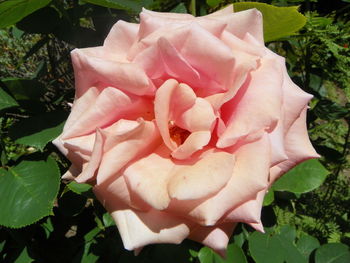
83, 0, 153, 13
54, 24, 103, 48
249, 231, 285, 263
171, 3, 187, 13
0, 0, 51, 28
233, 2, 306, 42
313, 99, 349, 120
273, 159, 329, 194
263, 189, 274, 206
315, 243, 350, 263
68, 181, 92, 194
0, 88, 18, 111
2, 78, 46, 101
0, 157, 60, 228
9, 111, 67, 151
297, 234, 320, 261
206, 0, 222, 8
249, 226, 306, 263
16, 6, 60, 34
198, 244, 246, 263
102, 213, 115, 227
14, 247, 33, 263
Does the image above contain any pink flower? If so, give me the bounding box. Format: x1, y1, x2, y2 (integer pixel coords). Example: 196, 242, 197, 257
54, 5, 318, 255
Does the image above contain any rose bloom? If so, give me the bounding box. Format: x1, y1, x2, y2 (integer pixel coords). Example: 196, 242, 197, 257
54, 5, 318, 255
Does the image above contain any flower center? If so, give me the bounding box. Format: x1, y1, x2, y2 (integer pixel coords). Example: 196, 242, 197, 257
168, 121, 190, 146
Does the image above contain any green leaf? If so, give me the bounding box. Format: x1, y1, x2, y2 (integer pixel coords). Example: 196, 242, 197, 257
0, 157, 60, 228
14, 247, 33, 263
233, 2, 307, 42
171, 3, 187, 14
0, 88, 18, 111
315, 243, 350, 263
206, 0, 223, 8
0, 0, 51, 28
9, 111, 67, 151
297, 234, 320, 261
2, 78, 46, 101
273, 159, 329, 194
16, 6, 60, 34
82, 0, 153, 13
313, 99, 349, 120
67, 181, 92, 194
102, 213, 116, 227
263, 189, 274, 206
249, 231, 285, 263
249, 226, 306, 263
198, 244, 247, 263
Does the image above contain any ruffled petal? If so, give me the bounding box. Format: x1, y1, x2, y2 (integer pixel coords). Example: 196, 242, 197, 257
270, 107, 319, 183
124, 146, 174, 210
216, 8, 264, 44
176, 98, 216, 132
168, 151, 235, 200
154, 80, 196, 150
103, 20, 139, 61
169, 134, 269, 225
217, 57, 283, 148
171, 131, 211, 160
97, 120, 162, 184
189, 223, 236, 257
110, 209, 192, 250
71, 48, 154, 97
223, 190, 266, 230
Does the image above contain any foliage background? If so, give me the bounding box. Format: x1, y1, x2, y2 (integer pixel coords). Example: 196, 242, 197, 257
0, 0, 349, 262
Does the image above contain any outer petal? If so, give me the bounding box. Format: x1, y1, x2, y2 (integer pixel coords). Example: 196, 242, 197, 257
217, 57, 283, 148
110, 209, 192, 250
134, 37, 201, 85
96, 120, 162, 184
270, 107, 319, 183
103, 20, 139, 61
168, 134, 270, 225
216, 8, 264, 44
189, 223, 236, 257
71, 48, 154, 97
124, 146, 175, 210
61, 87, 153, 139
168, 151, 235, 201
223, 190, 266, 232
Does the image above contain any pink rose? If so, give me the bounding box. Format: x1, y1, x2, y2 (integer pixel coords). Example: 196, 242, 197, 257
54, 5, 318, 255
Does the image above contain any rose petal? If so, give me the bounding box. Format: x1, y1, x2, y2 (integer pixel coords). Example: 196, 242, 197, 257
110, 209, 192, 250
216, 8, 264, 44
71, 48, 153, 97
96, 120, 161, 184
62, 87, 153, 139
133, 37, 200, 84
223, 190, 266, 228
189, 223, 236, 257
103, 20, 139, 61
63, 86, 99, 132
168, 151, 235, 200
154, 80, 196, 150
170, 134, 269, 225
176, 98, 216, 132
75, 128, 105, 183
124, 146, 174, 210
270, 107, 319, 183
171, 131, 211, 160
217, 57, 283, 148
